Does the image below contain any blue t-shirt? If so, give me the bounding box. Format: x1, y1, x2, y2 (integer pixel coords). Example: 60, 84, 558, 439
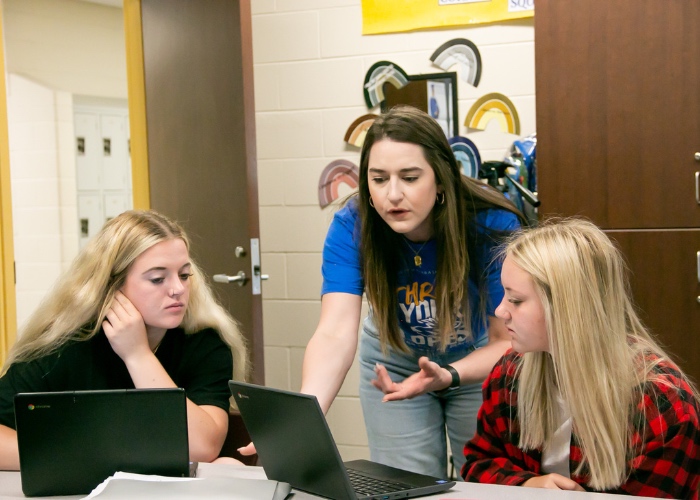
321, 201, 520, 355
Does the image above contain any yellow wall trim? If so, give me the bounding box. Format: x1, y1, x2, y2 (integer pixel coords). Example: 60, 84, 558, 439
124, 0, 150, 210
0, 3, 18, 364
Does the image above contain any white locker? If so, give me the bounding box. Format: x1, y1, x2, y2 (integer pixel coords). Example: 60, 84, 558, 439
74, 105, 132, 248
74, 113, 101, 191
101, 114, 128, 190
77, 194, 101, 249
104, 194, 128, 221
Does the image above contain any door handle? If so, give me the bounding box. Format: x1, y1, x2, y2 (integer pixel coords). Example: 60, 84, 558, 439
213, 271, 248, 287
695, 172, 700, 205
250, 238, 267, 296
697, 251, 700, 304
213, 239, 269, 293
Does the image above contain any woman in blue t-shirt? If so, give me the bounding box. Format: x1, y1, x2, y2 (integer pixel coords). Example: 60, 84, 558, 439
299, 106, 524, 479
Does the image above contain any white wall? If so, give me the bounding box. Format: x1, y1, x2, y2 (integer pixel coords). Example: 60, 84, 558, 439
2, 0, 127, 330
5, 75, 77, 330
251, 1, 535, 460
3, 0, 127, 98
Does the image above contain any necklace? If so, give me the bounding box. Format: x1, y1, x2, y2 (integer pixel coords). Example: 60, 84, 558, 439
151, 335, 166, 354
402, 237, 429, 266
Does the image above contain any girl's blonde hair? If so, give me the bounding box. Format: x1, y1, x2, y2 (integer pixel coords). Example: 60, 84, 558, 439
505, 218, 695, 490
3, 210, 248, 381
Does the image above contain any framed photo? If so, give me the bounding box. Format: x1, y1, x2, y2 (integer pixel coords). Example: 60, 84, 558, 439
381, 72, 458, 139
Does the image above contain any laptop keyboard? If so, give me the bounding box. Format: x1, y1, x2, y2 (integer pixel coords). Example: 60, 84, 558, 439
347, 468, 413, 496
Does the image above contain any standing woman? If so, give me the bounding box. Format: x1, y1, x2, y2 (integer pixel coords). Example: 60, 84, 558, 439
0, 210, 248, 470
302, 105, 523, 478
463, 219, 700, 497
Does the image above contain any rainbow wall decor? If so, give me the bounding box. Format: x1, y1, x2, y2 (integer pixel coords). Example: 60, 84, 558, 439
344, 114, 377, 148
465, 93, 520, 135
448, 136, 481, 179
430, 39, 482, 87
363, 61, 409, 109
318, 159, 359, 209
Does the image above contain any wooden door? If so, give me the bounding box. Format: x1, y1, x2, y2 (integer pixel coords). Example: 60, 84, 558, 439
535, 0, 700, 381
609, 231, 700, 375
139, 0, 263, 383
535, 0, 700, 229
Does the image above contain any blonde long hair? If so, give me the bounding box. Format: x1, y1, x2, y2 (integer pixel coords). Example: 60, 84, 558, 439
3, 210, 248, 381
505, 218, 696, 490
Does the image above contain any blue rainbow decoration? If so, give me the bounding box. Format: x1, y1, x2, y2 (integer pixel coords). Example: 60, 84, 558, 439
448, 136, 481, 179
318, 159, 359, 209
363, 61, 409, 109
430, 38, 482, 87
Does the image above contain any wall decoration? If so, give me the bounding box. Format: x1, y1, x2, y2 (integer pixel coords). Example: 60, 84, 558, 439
361, 0, 533, 35
465, 93, 520, 135
363, 61, 409, 109
381, 72, 458, 139
430, 38, 482, 87
344, 114, 377, 148
448, 136, 481, 178
318, 159, 359, 209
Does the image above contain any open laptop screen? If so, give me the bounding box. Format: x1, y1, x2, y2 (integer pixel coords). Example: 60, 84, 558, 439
15, 388, 190, 497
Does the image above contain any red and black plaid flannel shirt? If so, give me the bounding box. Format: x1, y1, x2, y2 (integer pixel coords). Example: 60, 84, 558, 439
462, 350, 700, 498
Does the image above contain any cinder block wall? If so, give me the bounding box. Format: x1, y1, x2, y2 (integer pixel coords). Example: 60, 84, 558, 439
251, 1, 535, 460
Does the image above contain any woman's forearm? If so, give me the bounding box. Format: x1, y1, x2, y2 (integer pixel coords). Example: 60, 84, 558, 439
0, 424, 19, 471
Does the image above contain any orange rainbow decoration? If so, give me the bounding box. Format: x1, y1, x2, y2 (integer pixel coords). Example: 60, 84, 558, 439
318, 159, 359, 209
344, 114, 377, 148
465, 93, 520, 135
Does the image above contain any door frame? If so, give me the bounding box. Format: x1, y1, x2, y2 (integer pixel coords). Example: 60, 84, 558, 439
124, 0, 150, 210
0, 3, 17, 364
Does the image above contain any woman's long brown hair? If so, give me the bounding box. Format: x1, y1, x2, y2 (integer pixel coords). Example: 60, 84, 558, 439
358, 105, 524, 352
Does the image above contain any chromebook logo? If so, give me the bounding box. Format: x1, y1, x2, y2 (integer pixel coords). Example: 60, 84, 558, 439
27, 404, 50, 410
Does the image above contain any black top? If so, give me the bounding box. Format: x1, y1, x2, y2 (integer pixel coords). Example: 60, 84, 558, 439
0, 327, 233, 428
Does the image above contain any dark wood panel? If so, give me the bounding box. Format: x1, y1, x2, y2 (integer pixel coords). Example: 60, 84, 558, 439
535, 0, 700, 229
141, 0, 263, 383
608, 230, 700, 384
534, 0, 609, 225
605, 2, 700, 228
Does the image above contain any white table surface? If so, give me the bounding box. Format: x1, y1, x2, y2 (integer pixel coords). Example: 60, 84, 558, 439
0, 462, 664, 499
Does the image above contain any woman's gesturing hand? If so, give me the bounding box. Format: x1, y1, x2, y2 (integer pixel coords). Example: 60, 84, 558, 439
371, 356, 452, 402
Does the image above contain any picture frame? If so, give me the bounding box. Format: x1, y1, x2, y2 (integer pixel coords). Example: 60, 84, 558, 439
381, 72, 458, 139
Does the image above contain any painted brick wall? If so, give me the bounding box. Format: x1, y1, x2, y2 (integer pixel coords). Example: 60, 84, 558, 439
251, 1, 535, 460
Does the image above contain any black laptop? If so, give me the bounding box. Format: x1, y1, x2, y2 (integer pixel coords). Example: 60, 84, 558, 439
15, 388, 193, 497
229, 381, 456, 500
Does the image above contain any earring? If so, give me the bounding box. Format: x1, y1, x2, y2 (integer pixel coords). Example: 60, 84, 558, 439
436, 192, 445, 205
369, 197, 375, 208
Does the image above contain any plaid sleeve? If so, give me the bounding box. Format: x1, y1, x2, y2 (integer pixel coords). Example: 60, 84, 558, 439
615, 363, 700, 499
461, 351, 540, 486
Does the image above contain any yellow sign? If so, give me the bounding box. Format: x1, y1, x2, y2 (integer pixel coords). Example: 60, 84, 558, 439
362, 0, 534, 35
